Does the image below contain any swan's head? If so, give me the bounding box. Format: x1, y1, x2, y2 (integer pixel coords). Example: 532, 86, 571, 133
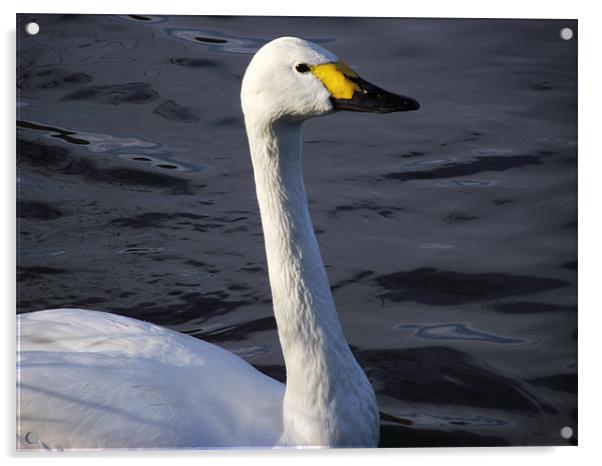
241, 37, 419, 123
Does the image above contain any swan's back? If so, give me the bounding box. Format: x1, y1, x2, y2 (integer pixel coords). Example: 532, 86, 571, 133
17, 309, 284, 450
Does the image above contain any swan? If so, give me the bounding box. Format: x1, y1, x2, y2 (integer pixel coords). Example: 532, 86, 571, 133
17, 37, 419, 450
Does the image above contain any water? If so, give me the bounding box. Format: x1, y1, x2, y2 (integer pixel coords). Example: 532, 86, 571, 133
16, 14, 577, 447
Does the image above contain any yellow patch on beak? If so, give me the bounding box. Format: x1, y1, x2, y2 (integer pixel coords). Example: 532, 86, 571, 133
310, 60, 360, 100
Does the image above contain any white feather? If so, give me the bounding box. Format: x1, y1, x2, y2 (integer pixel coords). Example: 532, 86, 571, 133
18, 309, 283, 449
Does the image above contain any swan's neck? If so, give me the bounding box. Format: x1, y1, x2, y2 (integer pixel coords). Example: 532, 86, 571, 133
245, 117, 379, 447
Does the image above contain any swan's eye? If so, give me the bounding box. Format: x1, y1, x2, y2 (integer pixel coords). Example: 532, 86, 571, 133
295, 63, 311, 73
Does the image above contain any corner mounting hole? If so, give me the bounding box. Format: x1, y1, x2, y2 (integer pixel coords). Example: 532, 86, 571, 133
25, 431, 39, 444
25, 22, 40, 36
560, 426, 573, 439
560, 27, 573, 40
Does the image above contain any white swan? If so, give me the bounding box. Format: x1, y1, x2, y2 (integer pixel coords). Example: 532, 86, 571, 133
17, 37, 419, 450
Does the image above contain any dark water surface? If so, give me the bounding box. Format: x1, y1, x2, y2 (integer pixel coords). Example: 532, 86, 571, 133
16, 14, 577, 447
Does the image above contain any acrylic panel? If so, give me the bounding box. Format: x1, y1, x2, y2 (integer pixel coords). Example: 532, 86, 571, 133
16, 14, 577, 449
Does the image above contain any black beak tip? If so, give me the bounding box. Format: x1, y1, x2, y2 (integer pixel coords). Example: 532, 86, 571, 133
400, 97, 420, 112
330, 83, 420, 113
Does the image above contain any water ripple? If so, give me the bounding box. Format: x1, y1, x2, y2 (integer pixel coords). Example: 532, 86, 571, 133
18, 119, 203, 173
165, 28, 266, 54
396, 323, 525, 344
114, 15, 170, 24
403, 410, 511, 428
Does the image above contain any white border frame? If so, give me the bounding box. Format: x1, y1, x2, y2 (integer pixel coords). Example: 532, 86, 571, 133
3, 1, 598, 465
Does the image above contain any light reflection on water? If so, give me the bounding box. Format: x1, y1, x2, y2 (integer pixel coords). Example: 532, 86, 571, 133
396, 323, 526, 344
17, 119, 204, 173
165, 28, 268, 54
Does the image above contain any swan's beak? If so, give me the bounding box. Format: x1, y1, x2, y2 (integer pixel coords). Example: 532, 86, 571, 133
331, 76, 420, 113
311, 61, 420, 114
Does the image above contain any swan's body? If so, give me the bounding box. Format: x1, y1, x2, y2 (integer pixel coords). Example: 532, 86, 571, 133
17, 37, 419, 450
18, 309, 284, 449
